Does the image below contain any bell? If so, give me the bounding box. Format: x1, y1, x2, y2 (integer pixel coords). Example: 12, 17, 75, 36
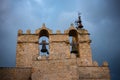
71, 44, 78, 53
71, 37, 78, 54
41, 40, 48, 52
41, 44, 47, 52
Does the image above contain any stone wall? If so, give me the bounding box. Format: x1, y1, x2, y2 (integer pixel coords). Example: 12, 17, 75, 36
30, 56, 110, 80
32, 58, 78, 80
78, 29, 92, 65
78, 67, 110, 80
16, 42, 39, 67
0, 66, 110, 80
0, 67, 31, 80
49, 34, 70, 59
16, 31, 39, 67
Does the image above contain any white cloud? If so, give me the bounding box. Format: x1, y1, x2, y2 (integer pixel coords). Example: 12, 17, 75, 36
34, 0, 44, 5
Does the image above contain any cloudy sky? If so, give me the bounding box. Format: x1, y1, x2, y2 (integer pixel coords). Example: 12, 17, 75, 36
0, 0, 120, 80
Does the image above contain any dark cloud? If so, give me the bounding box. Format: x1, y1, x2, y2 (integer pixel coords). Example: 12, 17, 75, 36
0, 0, 16, 67
0, 0, 120, 79
88, 0, 120, 79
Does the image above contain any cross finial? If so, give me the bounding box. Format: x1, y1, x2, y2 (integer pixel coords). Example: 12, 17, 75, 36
75, 12, 83, 29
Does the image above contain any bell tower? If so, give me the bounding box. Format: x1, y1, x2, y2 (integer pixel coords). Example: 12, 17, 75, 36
0, 13, 110, 80
14, 14, 110, 80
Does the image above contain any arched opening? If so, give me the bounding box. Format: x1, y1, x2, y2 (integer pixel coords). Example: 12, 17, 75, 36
69, 30, 79, 57
39, 30, 49, 57
39, 29, 49, 37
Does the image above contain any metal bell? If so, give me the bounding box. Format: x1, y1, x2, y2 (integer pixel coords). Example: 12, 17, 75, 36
71, 43, 78, 53
70, 37, 78, 54
41, 40, 48, 52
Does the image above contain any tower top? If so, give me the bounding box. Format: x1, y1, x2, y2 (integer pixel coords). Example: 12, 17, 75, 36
75, 13, 83, 29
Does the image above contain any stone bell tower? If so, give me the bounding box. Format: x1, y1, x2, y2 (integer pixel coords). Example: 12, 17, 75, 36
14, 15, 111, 80
0, 14, 110, 80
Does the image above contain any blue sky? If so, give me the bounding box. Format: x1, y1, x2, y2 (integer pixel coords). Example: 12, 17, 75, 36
0, 0, 120, 80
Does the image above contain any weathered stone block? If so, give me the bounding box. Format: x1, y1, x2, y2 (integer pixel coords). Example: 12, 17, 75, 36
17, 35, 38, 42
70, 53, 76, 58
